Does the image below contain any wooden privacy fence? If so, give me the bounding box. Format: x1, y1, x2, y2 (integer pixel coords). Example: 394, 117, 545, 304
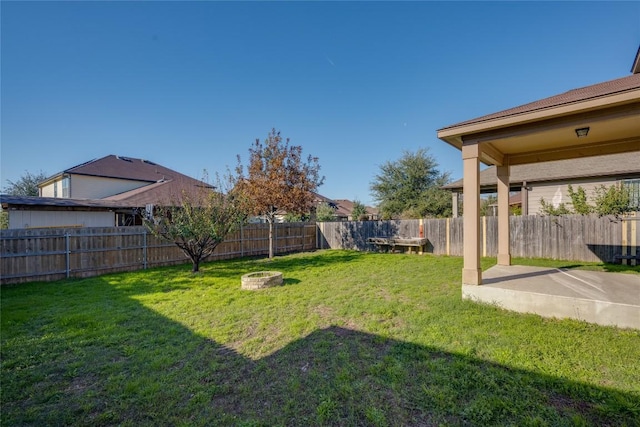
317, 212, 639, 264
0, 223, 316, 284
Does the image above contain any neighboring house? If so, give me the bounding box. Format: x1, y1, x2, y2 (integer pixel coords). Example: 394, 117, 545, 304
247, 193, 379, 223
2, 155, 212, 229
39, 154, 206, 200
333, 199, 379, 221
486, 193, 522, 216
0, 195, 137, 229
312, 194, 379, 221
443, 152, 640, 216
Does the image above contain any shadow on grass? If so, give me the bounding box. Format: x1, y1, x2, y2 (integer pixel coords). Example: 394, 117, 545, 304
2, 276, 638, 426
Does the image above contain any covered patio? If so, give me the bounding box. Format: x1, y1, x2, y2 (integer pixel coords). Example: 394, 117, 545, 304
437, 49, 640, 328
465, 265, 639, 329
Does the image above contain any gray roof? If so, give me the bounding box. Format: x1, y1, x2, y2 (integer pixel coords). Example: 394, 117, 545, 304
0, 195, 138, 210
443, 151, 640, 192
438, 73, 640, 132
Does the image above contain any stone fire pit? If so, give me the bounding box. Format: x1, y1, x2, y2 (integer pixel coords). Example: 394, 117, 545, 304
241, 271, 283, 290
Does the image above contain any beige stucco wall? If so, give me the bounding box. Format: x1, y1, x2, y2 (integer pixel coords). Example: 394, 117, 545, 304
8, 210, 115, 229
69, 175, 149, 199
527, 178, 618, 215
40, 180, 61, 197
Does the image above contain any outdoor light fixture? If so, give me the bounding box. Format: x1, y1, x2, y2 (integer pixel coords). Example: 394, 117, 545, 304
575, 127, 590, 138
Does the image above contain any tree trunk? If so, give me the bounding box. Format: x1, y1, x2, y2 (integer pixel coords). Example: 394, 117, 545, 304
192, 259, 200, 273
268, 217, 274, 259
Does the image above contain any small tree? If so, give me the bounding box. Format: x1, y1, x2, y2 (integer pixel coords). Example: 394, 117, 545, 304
315, 202, 336, 222
539, 198, 571, 216
593, 184, 633, 217
3, 170, 48, 196
351, 200, 367, 221
540, 184, 633, 217
236, 129, 324, 259
0, 208, 8, 229
567, 184, 592, 215
143, 172, 248, 273
510, 205, 522, 216
283, 212, 307, 223
480, 195, 498, 217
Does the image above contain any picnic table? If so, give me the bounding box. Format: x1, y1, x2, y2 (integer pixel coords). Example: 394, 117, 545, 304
367, 237, 429, 254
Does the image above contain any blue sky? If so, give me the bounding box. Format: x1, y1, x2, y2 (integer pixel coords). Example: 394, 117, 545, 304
2, 2, 638, 206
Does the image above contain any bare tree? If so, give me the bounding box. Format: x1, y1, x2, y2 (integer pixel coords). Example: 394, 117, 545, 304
236, 129, 324, 258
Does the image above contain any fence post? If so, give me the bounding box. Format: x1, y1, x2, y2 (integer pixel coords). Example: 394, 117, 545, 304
143, 229, 148, 269
241, 223, 244, 258
632, 212, 638, 267
446, 218, 451, 256
65, 233, 70, 278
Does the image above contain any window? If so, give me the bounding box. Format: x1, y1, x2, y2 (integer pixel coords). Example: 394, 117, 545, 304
62, 177, 70, 198
623, 179, 640, 210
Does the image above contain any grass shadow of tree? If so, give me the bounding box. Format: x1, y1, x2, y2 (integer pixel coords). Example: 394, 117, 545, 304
2, 276, 638, 426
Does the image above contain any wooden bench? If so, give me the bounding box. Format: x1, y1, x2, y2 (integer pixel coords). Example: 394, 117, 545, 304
367, 237, 429, 254
613, 253, 639, 265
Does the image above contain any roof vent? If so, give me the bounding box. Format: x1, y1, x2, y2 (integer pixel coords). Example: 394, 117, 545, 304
116, 156, 133, 162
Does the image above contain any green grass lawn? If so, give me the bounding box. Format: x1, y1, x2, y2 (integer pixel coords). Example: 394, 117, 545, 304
2, 250, 639, 426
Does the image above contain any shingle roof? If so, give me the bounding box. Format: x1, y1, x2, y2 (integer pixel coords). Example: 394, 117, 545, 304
40, 154, 214, 206
333, 199, 378, 217
632, 45, 640, 74
60, 155, 186, 182
439, 73, 640, 131
442, 151, 640, 191
103, 177, 214, 206
0, 195, 137, 210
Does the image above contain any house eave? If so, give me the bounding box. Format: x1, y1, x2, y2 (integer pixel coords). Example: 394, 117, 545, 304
632, 45, 640, 74
437, 89, 640, 148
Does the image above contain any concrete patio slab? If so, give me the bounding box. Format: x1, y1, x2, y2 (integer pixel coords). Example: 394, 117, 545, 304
462, 265, 640, 329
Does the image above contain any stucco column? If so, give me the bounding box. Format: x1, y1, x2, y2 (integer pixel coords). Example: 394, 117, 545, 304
462, 143, 481, 285
452, 192, 459, 218
497, 163, 511, 266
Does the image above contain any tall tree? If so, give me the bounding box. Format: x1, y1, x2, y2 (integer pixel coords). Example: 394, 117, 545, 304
236, 129, 324, 258
142, 172, 249, 273
3, 171, 48, 196
370, 149, 451, 219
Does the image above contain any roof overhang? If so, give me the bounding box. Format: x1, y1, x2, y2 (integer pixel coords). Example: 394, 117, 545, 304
0, 195, 138, 211
437, 87, 640, 166
632, 45, 640, 74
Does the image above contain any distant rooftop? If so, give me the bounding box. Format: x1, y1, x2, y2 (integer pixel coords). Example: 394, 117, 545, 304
443, 151, 640, 192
